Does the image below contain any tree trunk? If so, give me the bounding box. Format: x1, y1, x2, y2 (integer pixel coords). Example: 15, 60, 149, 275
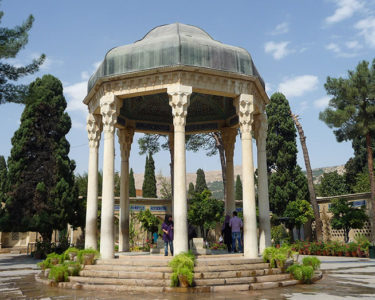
212, 132, 226, 202
365, 133, 375, 242
291, 113, 323, 242
40, 231, 53, 244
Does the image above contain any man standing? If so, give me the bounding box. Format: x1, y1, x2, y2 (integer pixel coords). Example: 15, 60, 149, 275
229, 211, 243, 253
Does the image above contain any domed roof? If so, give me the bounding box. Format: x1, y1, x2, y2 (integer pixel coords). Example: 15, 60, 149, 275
88, 23, 264, 92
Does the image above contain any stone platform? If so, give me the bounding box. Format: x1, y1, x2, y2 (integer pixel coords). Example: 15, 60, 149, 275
52, 254, 320, 293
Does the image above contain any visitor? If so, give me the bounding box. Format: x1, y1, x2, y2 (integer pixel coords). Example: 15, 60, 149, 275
152, 231, 158, 244
221, 215, 232, 253
229, 211, 243, 253
162, 214, 174, 256
188, 223, 197, 250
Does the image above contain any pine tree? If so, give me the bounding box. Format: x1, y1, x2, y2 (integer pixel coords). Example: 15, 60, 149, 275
129, 168, 136, 197
188, 182, 195, 198
0, 75, 80, 242
0, 8, 45, 104
235, 175, 242, 200
320, 59, 375, 241
195, 168, 208, 194
266, 92, 308, 217
142, 153, 157, 198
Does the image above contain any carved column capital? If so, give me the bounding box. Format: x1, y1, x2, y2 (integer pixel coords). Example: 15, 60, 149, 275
221, 127, 237, 162
167, 84, 192, 128
235, 94, 254, 139
100, 93, 120, 133
117, 128, 134, 161
254, 113, 268, 151
87, 113, 102, 148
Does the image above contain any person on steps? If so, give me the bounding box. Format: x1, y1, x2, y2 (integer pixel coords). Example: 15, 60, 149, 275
162, 214, 174, 256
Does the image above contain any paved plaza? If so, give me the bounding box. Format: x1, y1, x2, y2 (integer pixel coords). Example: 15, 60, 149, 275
1, 254, 375, 299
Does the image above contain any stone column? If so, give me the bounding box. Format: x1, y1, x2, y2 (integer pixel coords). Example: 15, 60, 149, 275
255, 113, 272, 253
236, 94, 258, 258
221, 127, 237, 215
117, 128, 134, 252
99, 93, 119, 259
167, 84, 192, 255
85, 113, 102, 250
168, 132, 174, 216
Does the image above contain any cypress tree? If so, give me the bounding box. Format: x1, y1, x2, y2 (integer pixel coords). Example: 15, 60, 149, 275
188, 182, 195, 198
266, 92, 308, 217
195, 168, 208, 194
0, 9, 45, 104
235, 175, 243, 200
142, 153, 157, 198
129, 168, 136, 197
0, 156, 7, 203
0, 75, 80, 242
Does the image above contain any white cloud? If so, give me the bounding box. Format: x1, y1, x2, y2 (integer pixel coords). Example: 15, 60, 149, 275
264, 41, 293, 60
326, 42, 341, 53
265, 82, 273, 94
314, 96, 331, 108
326, 0, 364, 24
31, 53, 63, 71
81, 71, 90, 80
271, 22, 289, 35
345, 40, 362, 49
64, 81, 87, 114
355, 17, 375, 48
93, 61, 102, 69
278, 75, 319, 98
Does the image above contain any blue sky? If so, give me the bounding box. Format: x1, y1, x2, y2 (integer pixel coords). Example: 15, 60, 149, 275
1, 0, 375, 176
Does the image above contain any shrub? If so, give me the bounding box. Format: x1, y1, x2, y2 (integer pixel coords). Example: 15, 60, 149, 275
48, 265, 69, 283
287, 264, 303, 280
271, 225, 289, 245
301, 265, 314, 283
63, 247, 80, 261
263, 247, 278, 268
263, 245, 296, 269
354, 233, 371, 251
77, 249, 100, 264
168, 251, 195, 287
63, 261, 81, 276
302, 256, 321, 270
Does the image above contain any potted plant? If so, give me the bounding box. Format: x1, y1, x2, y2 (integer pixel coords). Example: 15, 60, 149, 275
168, 252, 195, 288
78, 249, 99, 265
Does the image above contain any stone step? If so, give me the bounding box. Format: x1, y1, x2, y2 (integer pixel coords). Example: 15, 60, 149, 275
194, 262, 270, 272
79, 270, 171, 280
195, 257, 264, 267
96, 258, 170, 267
84, 264, 172, 273
194, 268, 281, 280
77, 283, 165, 293
195, 276, 256, 286
255, 273, 291, 283
69, 276, 168, 287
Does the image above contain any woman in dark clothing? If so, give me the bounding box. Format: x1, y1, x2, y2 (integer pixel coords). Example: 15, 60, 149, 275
221, 215, 232, 253
162, 214, 174, 256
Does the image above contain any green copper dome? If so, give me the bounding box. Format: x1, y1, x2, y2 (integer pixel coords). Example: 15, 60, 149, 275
88, 23, 264, 92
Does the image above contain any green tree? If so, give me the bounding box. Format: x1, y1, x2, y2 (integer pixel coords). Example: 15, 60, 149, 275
353, 171, 371, 193
129, 168, 136, 197
235, 175, 242, 200
136, 209, 160, 234
266, 92, 309, 217
187, 190, 224, 239
0, 6, 45, 104
283, 199, 314, 240
142, 153, 157, 198
0, 75, 80, 242
0, 155, 7, 203
187, 182, 195, 198
319, 171, 348, 197
320, 59, 375, 240
195, 168, 208, 194
329, 198, 369, 243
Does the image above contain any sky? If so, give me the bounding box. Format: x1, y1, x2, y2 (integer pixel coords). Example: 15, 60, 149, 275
0, 0, 375, 177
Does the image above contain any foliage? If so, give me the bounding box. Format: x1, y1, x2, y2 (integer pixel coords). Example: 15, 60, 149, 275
329, 198, 369, 243
136, 209, 160, 234
142, 153, 157, 198
318, 171, 348, 197
353, 170, 371, 193
63, 247, 80, 260
354, 233, 371, 250
37, 252, 63, 269
0, 75, 81, 241
48, 265, 69, 282
0, 156, 7, 203
187, 190, 224, 239
271, 224, 289, 245
291, 240, 369, 256
266, 93, 308, 217
287, 264, 314, 283
63, 261, 82, 276
283, 199, 314, 229
262, 245, 296, 268
129, 168, 136, 197
195, 168, 208, 194
168, 251, 195, 287
188, 182, 195, 198
157, 173, 172, 201
0, 7, 45, 104
302, 256, 321, 270
235, 175, 243, 200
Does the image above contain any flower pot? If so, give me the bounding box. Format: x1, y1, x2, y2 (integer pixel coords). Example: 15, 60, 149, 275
178, 275, 190, 288
322, 250, 327, 256
68, 252, 77, 261
337, 251, 343, 256
50, 258, 60, 265
316, 251, 321, 256
83, 253, 95, 265
345, 252, 351, 257
299, 250, 304, 255
351, 251, 357, 257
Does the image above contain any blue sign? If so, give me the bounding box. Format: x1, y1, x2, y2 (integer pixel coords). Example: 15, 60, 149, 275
114, 205, 120, 211
131, 205, 145, 211
236, 207, 243, 212
150, 206, 167, 212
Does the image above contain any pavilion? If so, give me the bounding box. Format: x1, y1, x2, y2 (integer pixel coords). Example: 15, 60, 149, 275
83, 23, 271, 259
